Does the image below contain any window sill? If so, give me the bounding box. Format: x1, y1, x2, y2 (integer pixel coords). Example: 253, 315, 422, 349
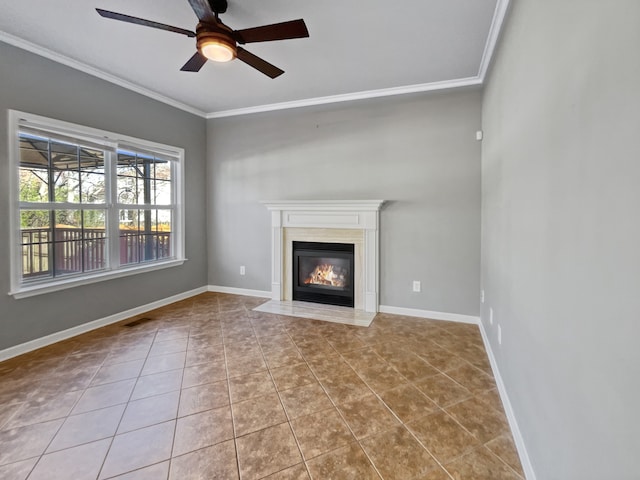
9, 259, 187, 299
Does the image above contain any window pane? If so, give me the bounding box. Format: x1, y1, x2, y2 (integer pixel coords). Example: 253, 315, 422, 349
51, 141, 79, 171
19, 167, 49, 202
154, 161, 171, 181
54, 239, 83, 276
117, 175, 137, 204
20, 210, 51, 278
53, 169, 80, 203
84, 238, 106, 272
153, 180, 171, 205
84, 210, 106, 236
20, 134, 49, 169
79, 148, 104, 172
117, 152, 137, 176
81, 172, 106, 203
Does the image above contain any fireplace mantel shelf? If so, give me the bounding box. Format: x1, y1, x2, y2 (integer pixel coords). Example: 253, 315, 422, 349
260, 200, 385, 316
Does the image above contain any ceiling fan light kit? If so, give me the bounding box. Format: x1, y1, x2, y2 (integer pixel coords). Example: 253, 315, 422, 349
96, 0, 308, 78
197, 29, 236, 62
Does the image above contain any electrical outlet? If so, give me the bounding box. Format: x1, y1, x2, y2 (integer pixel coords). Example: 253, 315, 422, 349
489, 307, 493, 325
480, 290, 485, 303
498, 324, 502, 345
240, 266, 246, 276
412, 281, 421, 292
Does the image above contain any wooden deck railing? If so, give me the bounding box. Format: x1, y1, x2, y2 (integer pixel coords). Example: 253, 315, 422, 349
21, 228, 171, 278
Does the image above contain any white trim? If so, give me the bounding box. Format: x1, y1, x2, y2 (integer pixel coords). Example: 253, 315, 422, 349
9, 110, 186, 298
0, 31, 206, 118
207, 77, 482, 118
0, 287, 207, 362
478, 0, 511, 80
207, 285, 271, 298
478, 321, 537, 480
10, 259, 187, 299
379, 304, 480, 325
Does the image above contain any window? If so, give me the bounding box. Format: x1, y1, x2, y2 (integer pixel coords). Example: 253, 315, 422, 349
9, 110, 185, 298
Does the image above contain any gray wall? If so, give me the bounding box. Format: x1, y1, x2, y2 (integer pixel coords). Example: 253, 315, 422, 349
0, 42, 208, 350
208, 90, 482, 316
481, 1, 640, 478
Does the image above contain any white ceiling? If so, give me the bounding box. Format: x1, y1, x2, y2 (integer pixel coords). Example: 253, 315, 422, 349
0, 0, 507, 117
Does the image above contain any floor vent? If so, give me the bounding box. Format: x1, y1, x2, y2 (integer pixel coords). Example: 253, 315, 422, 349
123, 317, 153, 327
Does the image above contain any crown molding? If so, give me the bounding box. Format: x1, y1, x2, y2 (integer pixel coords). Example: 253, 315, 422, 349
206, 76, 483, 119
0, 31, 207, 118
1, 0, 509, 120
478, 0, 511, 81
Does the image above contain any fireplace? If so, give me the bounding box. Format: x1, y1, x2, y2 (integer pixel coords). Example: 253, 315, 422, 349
292, 241, 355, 307
261, 200, 385, 317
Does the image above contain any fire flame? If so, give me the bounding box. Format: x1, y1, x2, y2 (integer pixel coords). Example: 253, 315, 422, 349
303, 263, 346, 287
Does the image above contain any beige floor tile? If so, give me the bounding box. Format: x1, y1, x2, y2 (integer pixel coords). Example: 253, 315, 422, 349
141, 352, 185, 376
356, 363, 408, 393
379, 384, 437, 423
90, 359, 145, 387
263, 463, 310, 479
445, 397, 509, 443
306, 442, 380, 480
72, 378, 136, 414
47, 404, 125, 452
446, 364, 496, 394
131, 369, 183, 400
229, 370, 276, 403
361, 425, 440, 480
0, 456, 38, 480
414, 373, 472, 408
182, 361, 227, 388
408, 410, 479, 463
0, 293, 524, 480
169, 440, 238, 479
319, 372, 372, 404
232, 392, 287, 437
290, 407, 354, 460
178, 380, 229, 417
445, 447, 522, 480
337, 394, 400, 440
98, 421, 175, 479
485, 435, 525, 477
279, 382, 333, 420
148, 338, 188, 357
118, 390, 180, 433
236, 422, 302, 480
108, 461, 170, 479
4, 390, 82, 429
173, 406, 234, 456
0, 419, 64, 465
271, 363, 316, 391
29, 438, 110, 480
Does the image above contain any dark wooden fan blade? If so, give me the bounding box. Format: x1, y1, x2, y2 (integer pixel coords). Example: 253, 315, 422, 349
236, 47, 284, 78
180, 52, 208, 72
186, 0, 216, 23
234, 19, 309, 44
96, 9, 196, 37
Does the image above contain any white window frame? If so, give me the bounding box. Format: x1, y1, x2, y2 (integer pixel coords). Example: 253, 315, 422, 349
8, 110, 186, 299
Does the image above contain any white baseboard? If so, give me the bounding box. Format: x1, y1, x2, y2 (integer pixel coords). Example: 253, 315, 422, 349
0, 286, 208, 362
478, 321, 537, 480
379, 304, 480, 325
207, 285, 271, 298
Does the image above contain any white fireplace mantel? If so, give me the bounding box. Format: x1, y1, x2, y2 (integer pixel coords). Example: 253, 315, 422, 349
261, 200, 385, 313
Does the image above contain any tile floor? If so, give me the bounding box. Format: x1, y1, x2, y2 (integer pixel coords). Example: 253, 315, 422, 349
0, 293, 525, 479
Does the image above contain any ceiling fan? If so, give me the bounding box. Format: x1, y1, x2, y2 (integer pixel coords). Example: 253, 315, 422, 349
96, 0, 309, 78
